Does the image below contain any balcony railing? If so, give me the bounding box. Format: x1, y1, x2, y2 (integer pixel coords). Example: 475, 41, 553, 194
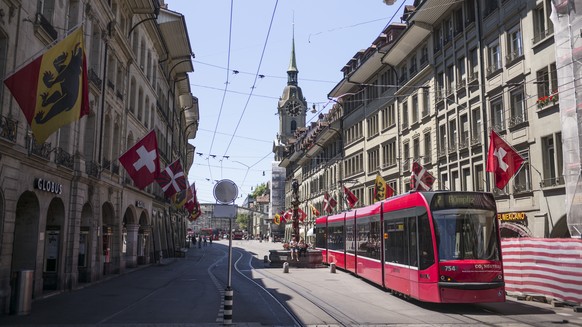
0, 115, 17, 142
102, 159, 111, 171
513, 183, 532, 194
540, 176, 565, 187
85, 160, 100, 178
509, 114, 527, 128
55, 147, 74, 169
27, 135, 51, 160
532, 27, 554, 45
88, 68, 102, 87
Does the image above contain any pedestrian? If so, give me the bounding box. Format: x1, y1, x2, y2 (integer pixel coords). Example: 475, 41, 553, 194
289, 236, 298, 261
209, 236, 212, 245
298, 238, 307, 258
203, 236, 207, 246
198, 235, 202, 248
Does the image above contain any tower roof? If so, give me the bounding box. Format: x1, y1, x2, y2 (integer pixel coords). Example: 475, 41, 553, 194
288, 32, 298, 72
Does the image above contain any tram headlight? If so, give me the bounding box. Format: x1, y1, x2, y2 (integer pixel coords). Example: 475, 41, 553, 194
440, 275, 455, 282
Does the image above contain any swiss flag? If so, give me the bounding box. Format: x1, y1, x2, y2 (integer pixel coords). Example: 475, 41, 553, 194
323, 192, 337, 213
411, 161, 435, 191
343, 186, 358, 208
156, 159, 187, 197
486, 130, 525, 189
298, 208, 307, 222
184, 182, 196, 213
119, 130, 159, 189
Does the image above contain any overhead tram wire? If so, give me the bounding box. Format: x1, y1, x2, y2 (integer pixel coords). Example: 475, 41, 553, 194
221, 0, 279, 157
207, 0, 235, 183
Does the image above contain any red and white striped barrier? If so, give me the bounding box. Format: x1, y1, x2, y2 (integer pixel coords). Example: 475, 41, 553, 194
501, 238, 582, 304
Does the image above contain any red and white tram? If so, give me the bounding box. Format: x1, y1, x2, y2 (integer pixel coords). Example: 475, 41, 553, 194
314, 191, 505, 303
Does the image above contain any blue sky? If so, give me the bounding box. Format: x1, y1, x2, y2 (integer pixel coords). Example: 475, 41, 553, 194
164, 0, 413, 204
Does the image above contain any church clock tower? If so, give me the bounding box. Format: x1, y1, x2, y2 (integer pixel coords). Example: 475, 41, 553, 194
274, 34, 307, 161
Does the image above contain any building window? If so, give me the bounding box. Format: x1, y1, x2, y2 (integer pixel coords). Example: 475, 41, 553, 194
409, 54, 417, 76
403, 142, 410, 171
513, 150, 531, 193
423, 132, 432, 163
457, 57, 466, 88
506, 26, 523, 63
422, 88, 430, 117
368, 147, 380, 172
367, 114, 379, 138
436, 72, 445, 101
448, 119, 457, 152
413, 138, 420, 161
491, 98, 504, 132
402, 100, 409, 129
381, 104, 396, 129
509, 86, 526, 127
460, 114, 469, 149
412, 94, 419, 124
446, 64, 455, 95
475, 164, 484, 191
452, 171, 459, 191
541, 133, 563, 187
536, 64, 558, 103
438, 124, 447, 155
462, 168, 472, 191
533, 1, 554, 44
382, 139, 397, 168
471, 107, 482, 144
468, 48, 479, 81
487, 40, 502, 74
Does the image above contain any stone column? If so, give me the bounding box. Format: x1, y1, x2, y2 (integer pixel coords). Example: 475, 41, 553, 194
125, 224, 139, 268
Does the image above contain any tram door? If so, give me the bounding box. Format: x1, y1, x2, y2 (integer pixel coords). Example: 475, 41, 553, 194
408, 217, 419, 298
43, 226, 60, 290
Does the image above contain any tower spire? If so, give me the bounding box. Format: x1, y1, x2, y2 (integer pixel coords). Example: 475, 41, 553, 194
287, 18, 298, 85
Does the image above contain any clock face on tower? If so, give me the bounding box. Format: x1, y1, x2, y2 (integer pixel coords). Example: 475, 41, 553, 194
285, 100, 302, 117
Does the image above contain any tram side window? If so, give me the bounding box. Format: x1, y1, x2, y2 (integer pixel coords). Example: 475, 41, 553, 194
408, 217, 417, 268
384, 219, 408, 265
357, 218, 381, 260
328, 225, 345, 251
346, 223, 356, 255
418, 213, 435, 270
315, 227, 326, 249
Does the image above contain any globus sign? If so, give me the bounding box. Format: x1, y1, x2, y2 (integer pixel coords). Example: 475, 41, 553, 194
34, 177, 63, 195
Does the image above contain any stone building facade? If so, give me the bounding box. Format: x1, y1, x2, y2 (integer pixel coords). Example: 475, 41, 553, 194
0, 0, 198, 315
280, 0, 570, 240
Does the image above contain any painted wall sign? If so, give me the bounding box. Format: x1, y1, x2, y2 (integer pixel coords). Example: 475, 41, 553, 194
34, 178, 63, 194
136, 200, 145, 208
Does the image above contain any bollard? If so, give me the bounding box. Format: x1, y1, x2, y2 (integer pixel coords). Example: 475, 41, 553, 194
330, 262, 336, 273
223, 286, 233, 325
283, 262, 289, 273
14, 270, 33, 315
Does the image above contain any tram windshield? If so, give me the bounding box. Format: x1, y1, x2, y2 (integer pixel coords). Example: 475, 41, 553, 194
433, 209, 499, 261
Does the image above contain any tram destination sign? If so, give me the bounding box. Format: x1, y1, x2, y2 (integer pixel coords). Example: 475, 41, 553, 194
431, 193, 496, 211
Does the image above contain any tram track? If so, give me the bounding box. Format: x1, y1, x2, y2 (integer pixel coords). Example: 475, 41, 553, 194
233, 247, 358, 326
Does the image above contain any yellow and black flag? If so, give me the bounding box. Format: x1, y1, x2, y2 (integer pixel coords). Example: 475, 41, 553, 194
374, 174, 394, 202
4, 27, 89, 143
273, 213, 281, 225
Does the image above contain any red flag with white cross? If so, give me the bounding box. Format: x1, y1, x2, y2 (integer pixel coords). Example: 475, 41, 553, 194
118, 130, 160, 189
410, 161, 435, 191
486, 130, 525, 189
156, 159, 187, 198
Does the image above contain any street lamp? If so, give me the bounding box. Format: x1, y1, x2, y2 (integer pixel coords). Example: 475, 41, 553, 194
291, 179, 301, 242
